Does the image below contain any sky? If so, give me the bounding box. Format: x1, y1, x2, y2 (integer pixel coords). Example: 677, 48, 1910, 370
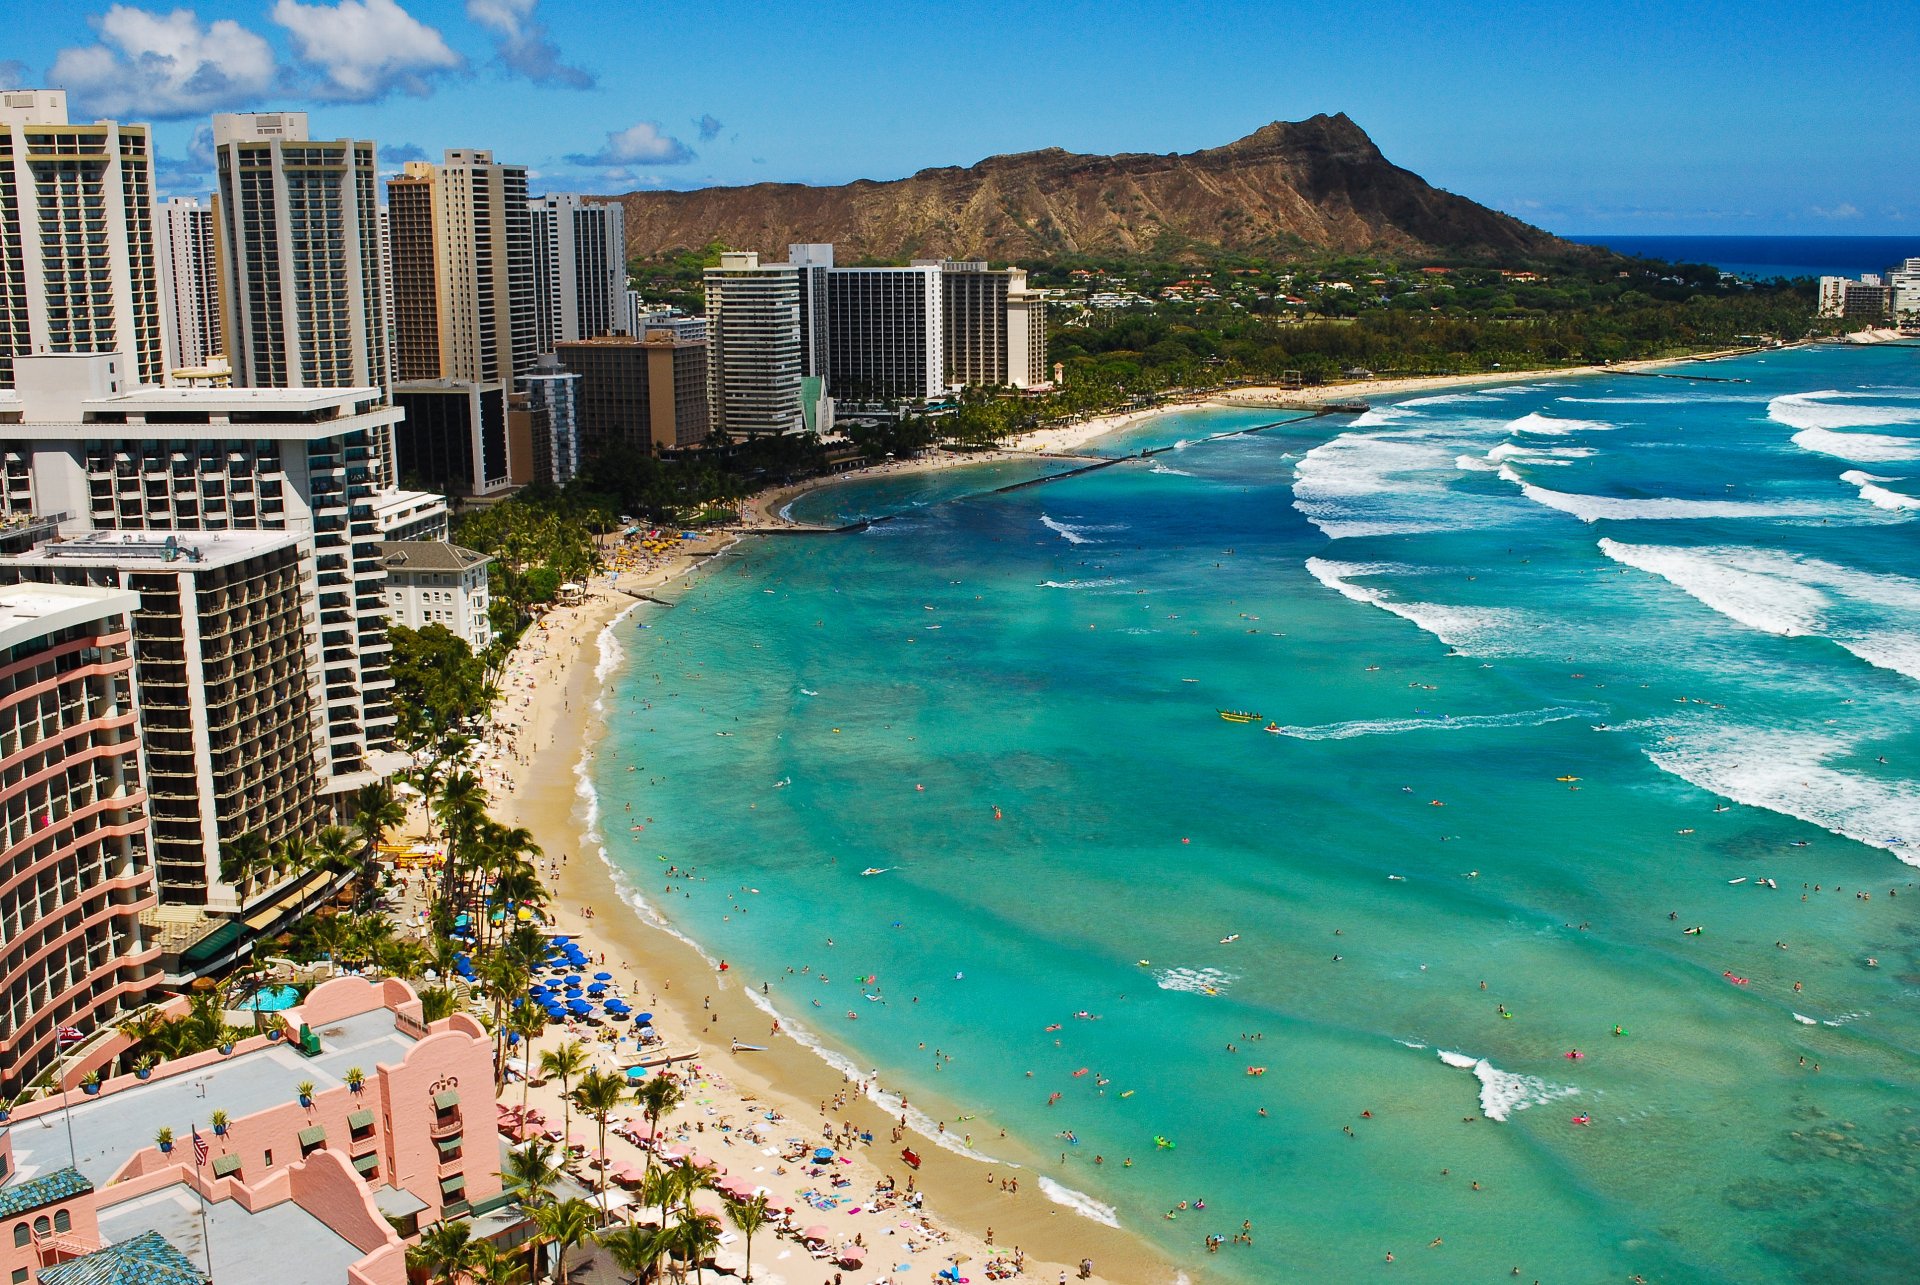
7, 0, 1917, 235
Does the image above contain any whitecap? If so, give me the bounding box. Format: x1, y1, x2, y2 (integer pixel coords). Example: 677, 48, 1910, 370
1037, 1177, 1122, 1228
1504, 411, 1616, 436
1039, 578, 1128, 589
1154, 966, 1237, 995
1770, 389, 1920, 433
1791, 427, 1920, 463
1040, 515, 1094, 544
1436, 1049, 1578, 1121
1303, 558, 1534, 656
1840, 469, 1920, 511
1512, 480, 1827, 523
1272, 704, 1603, 741
1791, 1013, 1818, 1026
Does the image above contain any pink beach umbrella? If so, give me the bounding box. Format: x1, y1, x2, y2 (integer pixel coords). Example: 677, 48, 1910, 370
803, 1226, 829, 1244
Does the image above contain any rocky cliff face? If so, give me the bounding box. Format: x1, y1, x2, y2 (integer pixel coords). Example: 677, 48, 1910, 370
608, 114, 1566, 264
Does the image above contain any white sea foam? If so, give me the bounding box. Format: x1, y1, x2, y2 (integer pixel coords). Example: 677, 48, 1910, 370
1154, 967, 1237, 995
1037, 1177, 1122, 1228
1840, 470, 1920, 511
1642, 723, 1920, 866
1293, 429, 1501, 539
593, 602, 641, 685
1435, 1049, 1577, 1121
1792, 1013, 1818, 1026
1399, 391, 1510, 407
1040, 514, 1094, 544
1148, 461, 1196, 477
1038, 578, 1128, 589
1504, 411, 1616, 436
1822, 1010, 1871, 1027
1770, 390, 1920, 433
1513, 479, 1826, 523
1454, 454, 1501, 472
1597, 539, 1920, 682
1790, 427, 1920, 463
1273, 704, 1602, 741
1304, 558, 1534, 655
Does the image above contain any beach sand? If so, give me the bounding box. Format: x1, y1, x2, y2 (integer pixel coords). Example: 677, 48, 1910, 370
472, 544, 1173, 1283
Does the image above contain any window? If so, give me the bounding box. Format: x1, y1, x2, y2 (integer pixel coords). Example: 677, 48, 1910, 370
52, 1210, 68, 1234
32, 1216, 48, 1238
12, 1225, 27, 1248
13, 1266, 27, 1283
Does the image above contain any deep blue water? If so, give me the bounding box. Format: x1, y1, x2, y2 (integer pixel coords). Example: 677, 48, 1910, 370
1572, 235, 1918, 282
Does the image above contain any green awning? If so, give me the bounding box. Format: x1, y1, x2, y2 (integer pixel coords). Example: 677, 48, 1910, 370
297, 1125, 326, 1147
347, 1110, 375, 1130
180, 921, 248, 968
434, 1134, 462, 1155
352, 1153, 379, 1175
432, 1090, 459, 1109
439, 1174, 465, 1195
211, 1154, 242, 1177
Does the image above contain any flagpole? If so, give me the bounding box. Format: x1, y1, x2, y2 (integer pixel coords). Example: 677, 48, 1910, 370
192, 1122, 214, 1280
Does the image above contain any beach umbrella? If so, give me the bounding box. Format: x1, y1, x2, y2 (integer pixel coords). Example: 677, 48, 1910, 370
634, 1012, 653, 1024
587, 982, 606, 994
567, 999, 592, 1014
593, 971, 613, 981
692, 1152, 719, 1171
624, 1065, 648, 1080
552, 935, 570, 945
803, 1226, 829, 1244
812, 1147, 834, 1163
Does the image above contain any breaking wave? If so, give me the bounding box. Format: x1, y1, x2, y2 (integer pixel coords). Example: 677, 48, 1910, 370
1435, 1049, 1579, 1122
1272, 705, 1603, 741
1840, 470, 1920, 511
1304, 558, 1536, 656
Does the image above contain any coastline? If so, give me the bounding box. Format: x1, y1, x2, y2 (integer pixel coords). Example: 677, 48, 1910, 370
490, 551, 1176, 1282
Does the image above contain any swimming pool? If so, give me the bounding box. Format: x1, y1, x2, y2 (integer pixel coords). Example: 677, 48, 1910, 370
233, 984, 301, 1012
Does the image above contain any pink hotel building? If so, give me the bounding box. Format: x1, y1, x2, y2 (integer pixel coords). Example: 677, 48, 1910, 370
0, 976, 502, 1285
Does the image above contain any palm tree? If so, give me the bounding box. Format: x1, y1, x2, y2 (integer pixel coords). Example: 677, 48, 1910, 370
434, 770, 490, 905
723, 1194, 772, 1283
597, 1223, 670, 1284
479, 950, 531, 1086
218, 830, 269, 898
276, 832, 310, 883
668, 1210, 723, 1285
502, 1136, 566, 1209
405, 1220, 476, 1284
313, 824, 356, 880
633, 1074, 684, 1177
531, 1197, 595, 1285
465, 1239, 526, 1285
572, 1067, 628, 1219
540, 1039, 588, 1149
510, 1005, 546, 1121
417, 986, 458, 1023
351, 781, 405, 895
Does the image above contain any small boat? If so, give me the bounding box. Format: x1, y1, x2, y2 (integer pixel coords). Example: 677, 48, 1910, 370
1219, 710, 1261, 724
730, 1039, 767, 1052
860, 867, 889, 877
1263, 723, 1283, 734
1556, 775, 1580, 782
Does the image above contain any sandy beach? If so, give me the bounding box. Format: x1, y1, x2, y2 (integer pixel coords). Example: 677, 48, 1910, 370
456, 536, 1173, 1283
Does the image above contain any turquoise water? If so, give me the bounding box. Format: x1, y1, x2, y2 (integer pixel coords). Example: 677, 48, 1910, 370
233, 984, 301, 1012
588, 347, 1920, 1283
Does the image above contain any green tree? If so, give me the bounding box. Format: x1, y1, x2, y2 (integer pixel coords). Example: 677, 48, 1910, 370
723, 1193, 773, 1283
531, 1197, 596, 1285
540, 1039, 589, 1149
633, 1073, 684, 1179
598, 1222, 671, 1284
571, 1067, 629, 1218
405, 1220, 476, 1285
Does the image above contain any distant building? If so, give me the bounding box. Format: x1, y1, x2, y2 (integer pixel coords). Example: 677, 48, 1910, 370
211, 113, 388, 392
0, 90, 164, 389
1818, 275, 1893, 321
823, 265, 944, 402
929, 260, 1049, 389
1885, 257, 1920, 323
555, 331, 710, 456
391, 379, 512, 496
0, 583, 161, 1098
386, 151, 535, 388
155, 197, 222, 376
788, 243, 835, 380
703, 253, 805, 437
521, 366, 583, 485
380, 541, 492, 651
530, 194, 626, 352
0, 531, 326, 914
631, 312, 707, 342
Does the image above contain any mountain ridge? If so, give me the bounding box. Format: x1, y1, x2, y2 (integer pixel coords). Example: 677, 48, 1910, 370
605, 114, 1570, 265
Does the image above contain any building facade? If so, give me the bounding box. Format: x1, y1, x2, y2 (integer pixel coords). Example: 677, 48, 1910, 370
369, 489, 449, 542
0, 353, 402, 797
823, 265, 943, 402
521, 367, 582, 485
0, 583, 160, 1097
1, 532, 324, 912
391, 380, 512, 496
378, 542, 492, 652
934, 260, 1050, 389
154, 197, 222, 377
210, 113, 388, 392
1817, 275, 1894, 322
530, 194, 626, 352
0, 90, 163, 390
703, 253, 805, 438
555, 332, 709, 456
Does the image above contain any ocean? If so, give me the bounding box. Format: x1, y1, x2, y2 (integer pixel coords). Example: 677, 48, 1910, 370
586, 344, 1920, 1282
1571, 234, 1919, 282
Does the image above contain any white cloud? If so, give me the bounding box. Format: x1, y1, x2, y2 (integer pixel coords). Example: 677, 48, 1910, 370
271, 0, 463, 101
1810, 202, 1863, 221
48, 5, 276, 119
569, 121, 695, 167
466, 0, 592, 88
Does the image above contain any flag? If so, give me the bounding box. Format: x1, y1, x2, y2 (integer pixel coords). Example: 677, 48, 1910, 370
56, 1027, 83, 1047
192, 1128, 208, 1167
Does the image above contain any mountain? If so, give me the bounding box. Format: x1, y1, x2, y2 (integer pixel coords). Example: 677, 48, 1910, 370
606, 114, 1568, 265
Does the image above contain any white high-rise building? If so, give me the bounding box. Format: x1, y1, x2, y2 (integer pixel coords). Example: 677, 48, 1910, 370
0, 90, 164, 389
703, 252, 805, 438
531, 194, 626, 351
156, 196, 222, 374
211, 112, 389, 391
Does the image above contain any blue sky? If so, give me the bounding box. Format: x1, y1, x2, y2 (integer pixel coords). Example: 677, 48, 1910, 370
8, 0, 1917, 234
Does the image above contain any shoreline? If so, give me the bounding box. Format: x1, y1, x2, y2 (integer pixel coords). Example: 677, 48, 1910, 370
489, 552, 1174, 1281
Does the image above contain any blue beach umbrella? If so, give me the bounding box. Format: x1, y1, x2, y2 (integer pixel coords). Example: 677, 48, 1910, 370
593, 972, 613, 981
624, 1065, 648, 1080
568, 999, 592, 1014
634, 1012, 653, 1025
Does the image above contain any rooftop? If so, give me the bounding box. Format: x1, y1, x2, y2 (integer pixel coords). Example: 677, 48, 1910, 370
0, 583, 140, 650
378, 541, 490, 573
6, 1008, 416, 1189
2, 530, 304, 573
37, 1229, 205, 1285
0, 1167, 92, 1218
96, 1186, 356, 1284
